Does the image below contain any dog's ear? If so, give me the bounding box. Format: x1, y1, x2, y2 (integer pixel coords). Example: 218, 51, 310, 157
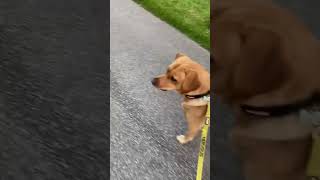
233, 28, 288, 98
175, 53, 185, 59
181, 71, 201, 94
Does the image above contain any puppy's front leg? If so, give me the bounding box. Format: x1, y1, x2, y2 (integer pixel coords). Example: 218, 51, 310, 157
177, 104, 207, 144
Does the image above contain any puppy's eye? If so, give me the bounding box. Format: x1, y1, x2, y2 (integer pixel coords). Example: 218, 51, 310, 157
171, 76, 177, 82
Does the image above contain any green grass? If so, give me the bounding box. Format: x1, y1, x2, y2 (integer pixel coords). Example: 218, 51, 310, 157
134, 0, 210, 50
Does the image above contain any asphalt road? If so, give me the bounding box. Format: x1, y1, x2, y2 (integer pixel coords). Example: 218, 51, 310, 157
0, 0, 108, 179
110, 0, 210, 179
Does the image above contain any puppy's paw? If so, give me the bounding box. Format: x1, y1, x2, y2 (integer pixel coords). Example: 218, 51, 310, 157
176, 135, 189, 144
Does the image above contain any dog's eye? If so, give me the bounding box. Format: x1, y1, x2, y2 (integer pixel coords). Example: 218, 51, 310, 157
171, 76, 177, 82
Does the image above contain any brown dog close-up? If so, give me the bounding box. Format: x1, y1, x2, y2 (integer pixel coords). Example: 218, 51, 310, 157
152, 53, 210, 144
213, 0, 320, 180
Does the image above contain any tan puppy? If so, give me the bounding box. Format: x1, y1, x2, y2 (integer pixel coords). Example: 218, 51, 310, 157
152, 53, 210, 144
212, 0, 320, 179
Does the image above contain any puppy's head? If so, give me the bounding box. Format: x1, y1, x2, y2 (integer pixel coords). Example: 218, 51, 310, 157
152, 53, 210, 96
212, 21, 289, 104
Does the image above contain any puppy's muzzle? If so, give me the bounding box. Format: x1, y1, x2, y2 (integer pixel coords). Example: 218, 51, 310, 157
151, 78, 167, 91
151, 78, 158, 86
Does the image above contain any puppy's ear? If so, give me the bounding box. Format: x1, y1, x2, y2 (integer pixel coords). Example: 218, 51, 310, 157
175, 53, 185, 59
181, 71, 200, 94
233, 28, 288, 98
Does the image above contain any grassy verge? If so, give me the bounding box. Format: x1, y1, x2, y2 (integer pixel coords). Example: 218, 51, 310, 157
134, 0, 210, 50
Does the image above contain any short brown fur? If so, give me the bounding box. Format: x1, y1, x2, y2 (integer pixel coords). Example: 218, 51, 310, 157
152, 53, 210, 144
212, 0, 320, 179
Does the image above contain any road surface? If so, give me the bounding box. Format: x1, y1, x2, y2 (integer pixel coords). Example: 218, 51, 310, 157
0, 0, 108, 179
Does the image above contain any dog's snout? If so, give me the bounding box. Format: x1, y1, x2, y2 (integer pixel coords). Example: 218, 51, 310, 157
151, 78, 158, 86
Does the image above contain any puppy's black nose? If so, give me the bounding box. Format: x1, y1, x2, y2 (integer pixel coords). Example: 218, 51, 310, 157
151, 78, 157, 86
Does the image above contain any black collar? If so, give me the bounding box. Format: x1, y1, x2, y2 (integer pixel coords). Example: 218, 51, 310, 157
240, 94, 320, 117
185, 91, 210, 99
